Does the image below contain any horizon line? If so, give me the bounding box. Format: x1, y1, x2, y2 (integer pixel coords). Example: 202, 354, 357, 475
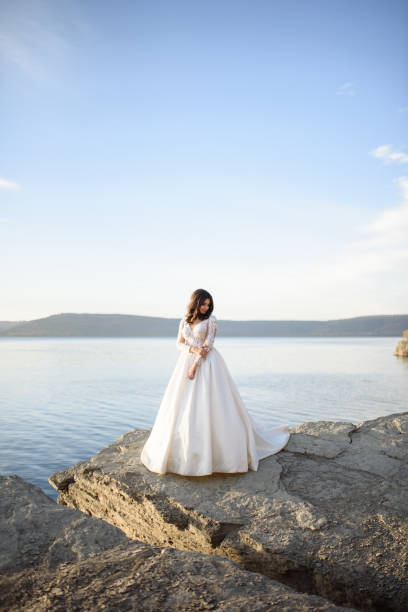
2, 312, 408, 324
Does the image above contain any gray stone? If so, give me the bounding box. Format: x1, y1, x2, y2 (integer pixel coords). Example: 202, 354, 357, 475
0, 475, 354, 611
0, 474, 128, 575
49, 412, 408, 611
1, 542, 356, 612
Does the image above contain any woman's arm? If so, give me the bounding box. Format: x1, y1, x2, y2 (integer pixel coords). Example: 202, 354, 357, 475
202, 315, 218, 352
176, 319, 196, 354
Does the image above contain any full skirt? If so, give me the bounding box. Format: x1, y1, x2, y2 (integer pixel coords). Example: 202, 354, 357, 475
140, 346, 290, 476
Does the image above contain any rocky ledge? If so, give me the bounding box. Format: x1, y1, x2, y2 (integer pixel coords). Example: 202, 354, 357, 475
394, 339, 408, 357
49, 412, 408, 612
0, 475, 353, 611
395, 330, 408, 357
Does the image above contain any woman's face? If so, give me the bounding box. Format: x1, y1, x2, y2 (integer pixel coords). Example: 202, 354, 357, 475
199, 298, 211, 315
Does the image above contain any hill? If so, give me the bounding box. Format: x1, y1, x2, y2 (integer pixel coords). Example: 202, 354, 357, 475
0, 312, 407, 337
0, 320, 26, 332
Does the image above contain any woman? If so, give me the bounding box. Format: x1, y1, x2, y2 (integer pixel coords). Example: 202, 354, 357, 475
140, 289, 290, 476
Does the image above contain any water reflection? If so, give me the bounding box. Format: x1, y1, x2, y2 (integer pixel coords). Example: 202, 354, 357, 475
0, 336, 406, 500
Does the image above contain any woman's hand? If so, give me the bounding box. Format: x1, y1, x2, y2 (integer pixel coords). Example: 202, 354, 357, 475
197, 346, 209, 358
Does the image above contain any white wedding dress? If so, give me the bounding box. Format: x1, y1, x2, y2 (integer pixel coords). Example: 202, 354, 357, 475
140, 314, 290, 476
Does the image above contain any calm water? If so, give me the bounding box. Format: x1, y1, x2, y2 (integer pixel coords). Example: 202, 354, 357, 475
1, 337, 407, 501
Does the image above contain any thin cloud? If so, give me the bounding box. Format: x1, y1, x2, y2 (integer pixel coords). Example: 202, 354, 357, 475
213, 177, 408, 317
0, 31, 47, 81
0, 2, 90, 83
358, 177, 408, 247
274, 177, 408, 298
0, 177, 20, 190
336, 82, 356, 96
370, 145, 408, 165
0, 26, 72, 83
352, 176, 408, 257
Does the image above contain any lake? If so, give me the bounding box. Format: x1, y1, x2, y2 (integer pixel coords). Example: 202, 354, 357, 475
1, 336, 407, 501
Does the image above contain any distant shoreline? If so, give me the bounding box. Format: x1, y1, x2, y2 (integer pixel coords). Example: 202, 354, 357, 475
0, 335, 403, 339
0, 312, 407, 338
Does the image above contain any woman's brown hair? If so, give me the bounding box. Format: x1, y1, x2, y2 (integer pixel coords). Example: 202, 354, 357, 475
185, 289, 214, 324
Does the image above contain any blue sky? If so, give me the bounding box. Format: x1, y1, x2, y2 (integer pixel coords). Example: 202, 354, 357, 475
1, 0, 407, 321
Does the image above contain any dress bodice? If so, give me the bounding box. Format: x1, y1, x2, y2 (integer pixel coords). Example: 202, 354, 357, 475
182, 318, 210, 347
176, 314, 218, 352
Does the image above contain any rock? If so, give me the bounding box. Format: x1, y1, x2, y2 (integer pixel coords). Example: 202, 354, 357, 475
49, 412, 408, 611
395, 338, 408, 357
1, 544, 356, 612
0, 474, 128, 575
0, 475, 354, 611
403, 330, 408, 339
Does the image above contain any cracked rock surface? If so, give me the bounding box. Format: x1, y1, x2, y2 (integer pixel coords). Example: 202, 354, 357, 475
0, 474, 129, 575
0, 475, 354, 611
395, 339, 408, 357
49, 412, 408, 611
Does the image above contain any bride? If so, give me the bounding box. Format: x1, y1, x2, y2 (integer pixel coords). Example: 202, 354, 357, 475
140, 289, 290, 476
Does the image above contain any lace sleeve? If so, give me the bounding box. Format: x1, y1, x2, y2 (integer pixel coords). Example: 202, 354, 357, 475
176, 319, 192, 353
203, 315, 218, 350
